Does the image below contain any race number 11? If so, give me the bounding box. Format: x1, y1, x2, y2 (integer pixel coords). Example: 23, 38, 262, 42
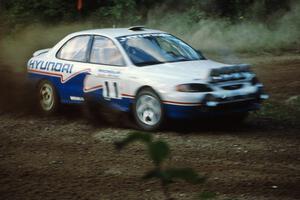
103, 81, 120, 99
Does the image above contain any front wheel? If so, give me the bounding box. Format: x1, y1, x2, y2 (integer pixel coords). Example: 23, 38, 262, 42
37, 80, 59, 115
133, 89, 164, 131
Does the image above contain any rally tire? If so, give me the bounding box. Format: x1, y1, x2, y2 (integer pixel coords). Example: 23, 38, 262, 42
37, 80, 59, 115
133, 88, 164, 131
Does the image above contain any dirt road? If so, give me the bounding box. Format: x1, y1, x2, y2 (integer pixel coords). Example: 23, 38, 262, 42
0, 55, 299, 200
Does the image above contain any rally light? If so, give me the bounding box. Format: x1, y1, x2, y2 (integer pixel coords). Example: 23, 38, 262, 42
176, 84, 213, 92
202, 94, 218, 107
210, 65, 252, 83
206, 101, 218, 107
260, 94, 269, 100
210, 69, 221, 76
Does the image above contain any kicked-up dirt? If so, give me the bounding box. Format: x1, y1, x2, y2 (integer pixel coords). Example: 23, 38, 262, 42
0, 55, 299, 200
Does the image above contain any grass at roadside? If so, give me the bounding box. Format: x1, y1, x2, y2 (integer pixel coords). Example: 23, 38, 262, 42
250, 98, 300, 128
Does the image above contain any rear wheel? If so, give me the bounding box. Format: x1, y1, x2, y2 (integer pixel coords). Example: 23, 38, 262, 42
133, 88, 164, 131
37, 80, 59, 115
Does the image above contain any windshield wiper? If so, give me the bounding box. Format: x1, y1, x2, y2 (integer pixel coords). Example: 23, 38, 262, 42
135, 61, 165, 66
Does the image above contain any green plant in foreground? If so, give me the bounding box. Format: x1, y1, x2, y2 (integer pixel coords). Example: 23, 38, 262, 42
115, 132, 216, 200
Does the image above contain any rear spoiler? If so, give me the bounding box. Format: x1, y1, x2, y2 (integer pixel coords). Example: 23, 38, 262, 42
33, 48, 51, 57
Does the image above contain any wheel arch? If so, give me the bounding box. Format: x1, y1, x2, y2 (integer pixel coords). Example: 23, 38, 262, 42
134, 85, 163, 100
129, 85, 164, 113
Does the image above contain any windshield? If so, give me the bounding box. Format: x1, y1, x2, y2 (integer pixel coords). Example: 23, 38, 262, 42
117, 33, 204, 66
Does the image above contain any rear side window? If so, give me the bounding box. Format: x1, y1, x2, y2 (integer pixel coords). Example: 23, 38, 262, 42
90, 36, 125, 66
57, 35, 91, 62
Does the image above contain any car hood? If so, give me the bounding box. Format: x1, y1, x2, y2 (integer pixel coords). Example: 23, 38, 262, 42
135, 59, 231, 81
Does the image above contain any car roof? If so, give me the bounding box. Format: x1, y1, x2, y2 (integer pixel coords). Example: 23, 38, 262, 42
72, 27, 166, 38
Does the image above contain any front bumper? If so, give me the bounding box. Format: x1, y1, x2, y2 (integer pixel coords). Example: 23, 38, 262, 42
164, 89, 269, 119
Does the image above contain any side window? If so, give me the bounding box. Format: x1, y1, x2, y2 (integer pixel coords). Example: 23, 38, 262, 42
57, 35, 91, 62
90, 36, 125, 66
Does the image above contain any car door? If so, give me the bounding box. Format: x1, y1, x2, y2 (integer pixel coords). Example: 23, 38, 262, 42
83, 35, 130, 111
56, 35, 92, 102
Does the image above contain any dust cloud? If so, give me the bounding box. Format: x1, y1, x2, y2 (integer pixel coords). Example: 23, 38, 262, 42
0, 23, 94, 111
147, 1, 300, 55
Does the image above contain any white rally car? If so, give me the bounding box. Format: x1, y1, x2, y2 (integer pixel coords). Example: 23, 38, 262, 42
27, 26, 268, 130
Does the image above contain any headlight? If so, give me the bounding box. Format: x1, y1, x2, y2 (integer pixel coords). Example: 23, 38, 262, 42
176, 84, 212, 92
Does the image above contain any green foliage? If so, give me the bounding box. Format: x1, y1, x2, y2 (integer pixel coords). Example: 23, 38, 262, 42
163, 168, 206, 184
115, 132, 206, 200
90, 0, 141, 26
0, 0, 294, 31
115, 132, 171, 166
149, 141, 170, 166
143, 167, 205, 185
252, 99, 300, 128
3, 0, 76, 27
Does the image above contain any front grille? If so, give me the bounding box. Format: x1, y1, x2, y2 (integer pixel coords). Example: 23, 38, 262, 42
216, 94, 257, 102
203, 93, 257, 105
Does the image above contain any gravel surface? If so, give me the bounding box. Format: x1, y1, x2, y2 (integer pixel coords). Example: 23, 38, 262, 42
0, 56, 299, 200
